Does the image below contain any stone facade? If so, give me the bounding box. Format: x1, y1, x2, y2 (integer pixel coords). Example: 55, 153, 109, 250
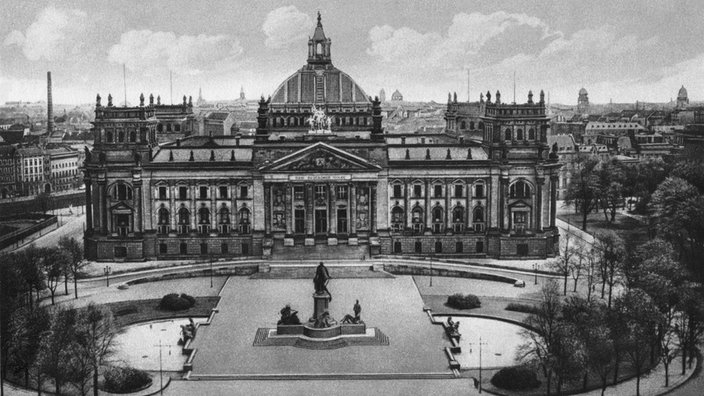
84, 14, 561, 261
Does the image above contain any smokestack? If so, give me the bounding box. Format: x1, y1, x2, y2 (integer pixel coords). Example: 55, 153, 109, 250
47, 71, 54, 134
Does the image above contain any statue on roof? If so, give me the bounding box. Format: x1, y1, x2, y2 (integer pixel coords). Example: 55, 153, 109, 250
307, 105, 333, 134
139, 93, 144, 107
96, 94, 101, 107
107, 94, 113, 107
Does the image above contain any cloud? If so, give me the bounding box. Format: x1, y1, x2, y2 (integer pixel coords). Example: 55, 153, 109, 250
107, 30, 243, 75
262, 6, 312, 49
3, 6, 88, 61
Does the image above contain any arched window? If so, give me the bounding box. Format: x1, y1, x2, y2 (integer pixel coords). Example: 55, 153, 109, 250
460, 121, 467, 129
411, 206, 424, 233
106, 131, 113, 142
118, 131, 125, 143
114, 184, 132, 200
470, 121, 475, 130
432, 206, 444, 233
505, 128, 512, 140
510, 181, 531, 199
157, 123, 163, 132
158, 207, 169, 225
517, 129, 523, 140
198, 207, 210, 224
478, 121, 484, 130
452, 206, 465, 232
391, 206, 404, 231
316, 42, 323, 55
177, 207, 190, 234
393, 241, 402, 253
473, 206, 484, 223
239, 207, 251, 234
219, 205, 230, 234
129, 131, 136, 142
528, 128, 535, 140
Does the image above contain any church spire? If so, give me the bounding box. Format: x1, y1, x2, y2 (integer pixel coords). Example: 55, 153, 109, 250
308, 11, 332, 65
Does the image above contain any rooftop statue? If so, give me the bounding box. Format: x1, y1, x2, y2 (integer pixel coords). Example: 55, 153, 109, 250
307, 106, 333, 134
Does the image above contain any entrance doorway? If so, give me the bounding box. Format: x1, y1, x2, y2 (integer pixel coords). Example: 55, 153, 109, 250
294, 209, 305, 234
315, 209, 327, 234
337, 208, 347, 234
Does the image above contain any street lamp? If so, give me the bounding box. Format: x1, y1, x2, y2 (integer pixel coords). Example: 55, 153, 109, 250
209, 255, 213, 288
533, 263, 538, 285
104, 265, 111, 287
469, 336, 488, 393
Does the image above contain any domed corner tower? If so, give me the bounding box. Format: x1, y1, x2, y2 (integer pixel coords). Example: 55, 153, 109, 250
577, 87, 589, 114
260, 12, 379, 139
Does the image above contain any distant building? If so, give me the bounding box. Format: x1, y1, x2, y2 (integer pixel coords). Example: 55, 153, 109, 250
577, 87, 589, 114
154, 95, 197, 143
677, 85, 689, 109
551, 120, 586, 143
547, 134, 578, 199
0, 145, 18, 198
47, 146, 80, 192
202, 112, 237, 136
379, 89, 386, 103
391, 89, 403, 101
16, 146, 46, 195
239, 86, 246, 101
196, 87, 206, 107
584, 121, 645, 145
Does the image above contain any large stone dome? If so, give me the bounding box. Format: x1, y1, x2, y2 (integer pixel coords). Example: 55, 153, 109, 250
270, 13, 369, 105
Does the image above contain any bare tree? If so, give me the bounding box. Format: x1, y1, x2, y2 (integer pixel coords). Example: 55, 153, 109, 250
38, 306, 78, 395
551, 233, 577, 296
594, 231, 625, 308
58, 237, 88, 299
42, 248, 71, 305
75, 303, 116, 396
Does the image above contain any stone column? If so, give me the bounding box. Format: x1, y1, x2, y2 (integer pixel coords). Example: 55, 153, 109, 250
264, 183, 272, 236
350, 183, 357, 235
370, 184, 377, 234
305, 184, 314, 243
536, 177, 544, 232
133, 180, 143, 233
285, 183, 293, 235
328, 183, 335, 235
98, 179, 107, 234
500, 176, 509, 232
84, 175, 93, 231
550, 175, 558, 228
445, 180, 451, 232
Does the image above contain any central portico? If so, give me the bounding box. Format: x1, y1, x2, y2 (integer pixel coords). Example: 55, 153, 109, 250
258, 142, 382, 247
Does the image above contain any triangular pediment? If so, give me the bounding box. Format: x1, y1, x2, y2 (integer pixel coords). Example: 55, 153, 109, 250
259, 142, 381, 172
109, 201, 134, 212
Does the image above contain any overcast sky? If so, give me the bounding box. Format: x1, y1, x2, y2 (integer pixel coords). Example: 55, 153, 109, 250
1, 0, 702, 105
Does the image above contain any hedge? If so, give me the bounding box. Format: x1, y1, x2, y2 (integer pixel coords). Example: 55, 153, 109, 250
103, 366, 152, 393
491, 366, 541, 390
446, 293, 481, 309
505, 302, 539, 314
159, 293, 196, 311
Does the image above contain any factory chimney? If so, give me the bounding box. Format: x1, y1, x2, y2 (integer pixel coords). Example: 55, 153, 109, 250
47, 71, 54, 134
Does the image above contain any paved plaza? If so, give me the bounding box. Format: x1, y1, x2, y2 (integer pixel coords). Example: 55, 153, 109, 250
189, 275, 452, 377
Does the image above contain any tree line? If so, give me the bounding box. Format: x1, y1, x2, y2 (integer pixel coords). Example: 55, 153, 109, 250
0, 236, 111, 395
523, 237, 704, 396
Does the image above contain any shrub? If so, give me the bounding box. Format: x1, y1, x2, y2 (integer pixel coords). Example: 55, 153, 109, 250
505, 302, 539, 314
446, 293, 481, 309
103, 366, 151, 393
159, 293, 195, 311
491, 366, 541, 390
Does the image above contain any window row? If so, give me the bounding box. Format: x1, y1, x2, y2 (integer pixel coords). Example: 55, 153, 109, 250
157, 205, 251, 235
391, 183, 485, 199
157, 242, 250, 256
504, 128, 537, 141
390, 205, 485, 233
157, 123, 181, 133
392, 240, 484, 254
156, 185, 249, 200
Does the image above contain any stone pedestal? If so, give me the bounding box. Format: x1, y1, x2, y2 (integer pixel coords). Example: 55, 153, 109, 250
327, 237, 338, 246
304, 237, 315, 246
283, 237, 295, 247
310, 291, 331, 321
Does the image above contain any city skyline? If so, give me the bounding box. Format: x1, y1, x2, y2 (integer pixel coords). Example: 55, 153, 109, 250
1, 0, 703, 105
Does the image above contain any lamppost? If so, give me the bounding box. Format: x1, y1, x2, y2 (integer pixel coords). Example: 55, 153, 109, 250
104, 265, 111, 287
533, 263, 538, 285
209, 255, 213, 288
429, 260, 433, 287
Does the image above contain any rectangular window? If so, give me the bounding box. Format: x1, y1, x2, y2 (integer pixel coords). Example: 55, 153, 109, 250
315, 185, 326, 201
294, 186, 304, 200
413, 185, 422, 198
294, 209, 305, 234
336, 186, 348, 200
393, 184, 403, 198
240, 186, 248, 198
517, 244, 529, 256
158, 186, 167, 200
454, 185, 463, 198
179, 186, 188, 200
221, 243, 228, 254
337, 208, 347, 234
200, 243, 208, 255
219, 186, 228, 199
476, 241, 484, 253
159, 243, 168, 254
415, 241, 422, 253
434, 185, 442, 198
475, 184, 484, 198
199, 186, 208, 199
456, 242, 463, 253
